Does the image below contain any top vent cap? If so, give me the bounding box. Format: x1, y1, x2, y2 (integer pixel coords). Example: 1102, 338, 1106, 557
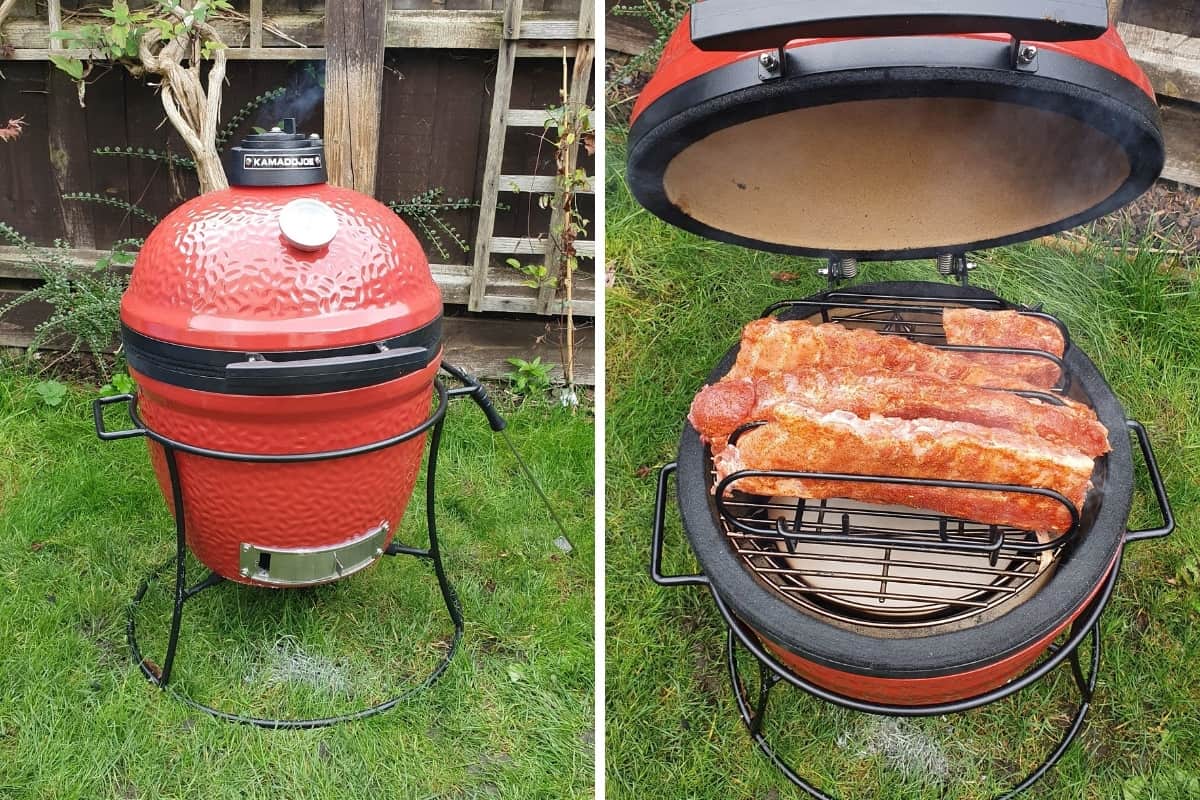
224, 118, 327, 187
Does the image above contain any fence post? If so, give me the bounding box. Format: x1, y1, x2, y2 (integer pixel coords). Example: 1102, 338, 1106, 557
325, 0, 388, 194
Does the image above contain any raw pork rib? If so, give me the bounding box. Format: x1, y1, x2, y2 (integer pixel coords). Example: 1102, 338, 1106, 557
943, 308, 1065, 389
727, 318, 1043, 390
689, 368, 1109, 456
713, 403, 1093, 533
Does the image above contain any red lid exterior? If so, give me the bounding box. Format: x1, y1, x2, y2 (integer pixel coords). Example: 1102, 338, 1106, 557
121, 183, 442, 352
632, 16, 1155, 123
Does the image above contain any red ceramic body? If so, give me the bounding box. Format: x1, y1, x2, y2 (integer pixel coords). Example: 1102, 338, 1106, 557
632, 17, 1156, 124
122, 183, 442, 587
754, 554, 1118, 706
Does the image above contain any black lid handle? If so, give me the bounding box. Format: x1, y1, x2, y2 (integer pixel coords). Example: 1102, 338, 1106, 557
690, 0, 1110, 52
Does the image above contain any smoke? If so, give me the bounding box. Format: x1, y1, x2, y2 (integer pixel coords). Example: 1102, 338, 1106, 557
254, 63, 326, 132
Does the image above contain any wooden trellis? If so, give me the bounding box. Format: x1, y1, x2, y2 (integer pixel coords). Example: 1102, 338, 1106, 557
469, 0, 596, 314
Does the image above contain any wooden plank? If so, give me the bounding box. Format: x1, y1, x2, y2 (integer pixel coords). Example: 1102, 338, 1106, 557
45, 0, 61, 46
4, 46, 326, 60
1119, 22, 1200, 103
324, 0, 388, 194
538, 0, 594, 314
499, 173, 594, 193
249, 0, 264, 49
1160, 99, 1200, 188
441, 314, 594, 385
2, 10, 583, 58
491, 236, 594, 257
46, 66, 97, 249
605, 17, 656, 56
1120, 0, 1200, 38
0, 248, 601, 316
384, 9, 579, 48
468, 0, 523, 312
507, 108, 553, 126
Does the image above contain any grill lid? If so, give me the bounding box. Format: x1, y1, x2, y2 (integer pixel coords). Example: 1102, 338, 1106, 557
121, 136, 443, 380
627, 2, 1165, 260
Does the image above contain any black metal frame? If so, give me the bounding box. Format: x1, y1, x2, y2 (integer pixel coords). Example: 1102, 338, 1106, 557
93, 362, 503, 729
651, 419, 1173, 796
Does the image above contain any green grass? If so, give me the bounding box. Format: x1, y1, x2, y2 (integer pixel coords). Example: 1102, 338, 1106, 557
0, 370, 594, 800
604, 139, 1200, 800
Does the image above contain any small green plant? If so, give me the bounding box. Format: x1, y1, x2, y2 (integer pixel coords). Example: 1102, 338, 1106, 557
99, 371, 135, 396
48, 0, 232, 83
33, 380, 68, 407
505, 258, 557, 290
0, 222, 131, 377
504, 357, 553, 396
387, 188, 484, 261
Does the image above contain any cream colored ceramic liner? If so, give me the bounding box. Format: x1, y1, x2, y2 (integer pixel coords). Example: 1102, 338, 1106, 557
664, 97, 1130, 251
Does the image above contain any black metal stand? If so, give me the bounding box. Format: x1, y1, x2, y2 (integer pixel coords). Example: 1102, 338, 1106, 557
722, 601, 1102, 800
96, 363, 504, 729
651, 437, 1175, 798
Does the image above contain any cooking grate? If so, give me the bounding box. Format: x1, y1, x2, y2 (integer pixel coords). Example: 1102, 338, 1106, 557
712, 292, 1096, 631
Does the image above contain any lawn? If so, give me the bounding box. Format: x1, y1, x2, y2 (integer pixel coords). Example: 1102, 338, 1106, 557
0, 367, 595, 800
605, 138, 1200, 800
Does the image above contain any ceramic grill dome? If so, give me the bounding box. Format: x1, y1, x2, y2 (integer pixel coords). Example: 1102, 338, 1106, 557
119, 123, 444, 587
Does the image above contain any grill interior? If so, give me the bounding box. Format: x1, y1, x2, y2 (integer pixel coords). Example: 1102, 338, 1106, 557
711, 292, 1105, 635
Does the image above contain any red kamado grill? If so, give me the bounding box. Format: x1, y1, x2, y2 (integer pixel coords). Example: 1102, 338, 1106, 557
94, 119, 507, 729
633, 2, 1176, 796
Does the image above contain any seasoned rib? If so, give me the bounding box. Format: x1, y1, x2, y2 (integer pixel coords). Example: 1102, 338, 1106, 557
713, 403, 1093, 533
727, 318, 1044, 390
943, 308, 1065, 388
689, 369, 1110, 457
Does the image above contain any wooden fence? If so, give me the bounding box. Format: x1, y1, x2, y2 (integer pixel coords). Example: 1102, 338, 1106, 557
0, 0, 596, 381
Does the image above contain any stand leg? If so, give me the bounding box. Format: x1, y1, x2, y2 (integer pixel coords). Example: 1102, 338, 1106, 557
726, 624, 1102, 800
425, 417, 465, 633
158, 446, 187, 687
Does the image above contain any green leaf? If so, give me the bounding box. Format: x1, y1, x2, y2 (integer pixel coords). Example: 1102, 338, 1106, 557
111, 373, 135, 394
49, 55, 85, 80
34, 381, 68, 407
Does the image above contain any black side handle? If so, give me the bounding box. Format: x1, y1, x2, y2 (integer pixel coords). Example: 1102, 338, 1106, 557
93, 394, 147, 441
441, 361, 507, 432
225, 345, 429, 392
1125, 420, 1175, 543
690, 0, 1109, 52
651, 463, 709, 587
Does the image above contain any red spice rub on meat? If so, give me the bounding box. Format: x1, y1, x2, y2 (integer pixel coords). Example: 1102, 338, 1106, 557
689, 368, 1110, 457
727, 318, 1044, 390
943, 308, 1065, 389
713, 403, 1092, 533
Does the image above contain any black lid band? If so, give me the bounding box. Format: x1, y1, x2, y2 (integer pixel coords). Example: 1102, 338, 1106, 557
123, 317, 443, 396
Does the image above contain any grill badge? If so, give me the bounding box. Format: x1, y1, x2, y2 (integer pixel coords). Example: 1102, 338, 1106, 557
243, 154, 323, 170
